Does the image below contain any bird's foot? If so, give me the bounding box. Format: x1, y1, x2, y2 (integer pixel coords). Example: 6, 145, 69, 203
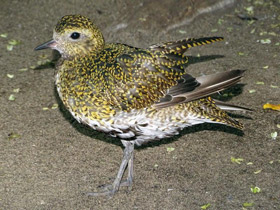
86, 140, 135, 197
86, 178, 133, 197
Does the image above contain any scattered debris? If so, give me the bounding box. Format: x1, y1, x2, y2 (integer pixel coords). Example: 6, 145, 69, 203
0, 33, 8, 38
231, 157, 244, 164
13, 88, 20, 93
8, 132, 21, 140
178, 30, 186, 34
8, 39, 21, 45
7, 39, 21, 51
263, 103, 280, 111
7, 74, 14, 78
250, 186, 261, 194
243, 202, 254, 207
218, 18, 224, 25
260, 39, 271, 44
51, 103, 58, 109
270, 132, 277, 140
201, 203, 211, 210
167, 147, 175, 153
254, 169, 262, 174
244, 6, 254, 15
8, 94, 15, 101
7, 45, 13, 51
19, 68, 28, 72
227, 27, 233, 32
139, 17, 146, 22
211, 29, 218, 32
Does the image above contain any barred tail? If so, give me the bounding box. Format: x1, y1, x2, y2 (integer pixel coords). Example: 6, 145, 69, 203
149, 37, 224, 54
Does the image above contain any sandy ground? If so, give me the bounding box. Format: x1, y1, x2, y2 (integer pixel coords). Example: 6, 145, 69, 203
1, 0, 280, 209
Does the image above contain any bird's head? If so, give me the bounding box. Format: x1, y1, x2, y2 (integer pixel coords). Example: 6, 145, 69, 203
35, 15, 104, 58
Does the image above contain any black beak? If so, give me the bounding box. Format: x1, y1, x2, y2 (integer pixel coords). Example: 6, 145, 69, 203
35, 39, 57, 51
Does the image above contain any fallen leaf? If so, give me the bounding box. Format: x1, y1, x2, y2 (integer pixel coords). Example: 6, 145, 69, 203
260, 39, 271, 44
201, 203, 211, 209
8, 133, 21, 140
8, 94, 15, 101
0, 33, 8, 38
7, 74, 14, 78
254, 169, 262, 174
250, 186, 261, 193
231, 157, 244, 164
7, 45, 13, 51
243, 202, 254, 207
263, 103, 280, 111
167, 147, 175, 153
271, 132, 277, 140
13, 88, 20, 93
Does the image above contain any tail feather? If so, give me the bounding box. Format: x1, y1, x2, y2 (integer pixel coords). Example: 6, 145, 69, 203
214, 99, 253, 112
149, 37, 224, 54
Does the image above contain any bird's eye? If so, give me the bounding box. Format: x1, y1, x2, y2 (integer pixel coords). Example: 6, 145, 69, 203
70, 32, 80, 39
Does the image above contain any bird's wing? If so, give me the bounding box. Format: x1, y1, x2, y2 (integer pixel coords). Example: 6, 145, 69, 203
88, 38, 234, 111
108, 46, 196, 110
155, 70, 246, 109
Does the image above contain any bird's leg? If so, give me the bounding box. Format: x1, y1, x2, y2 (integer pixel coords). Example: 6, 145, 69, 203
87, 140, 135, 196
117, 142, 134, 189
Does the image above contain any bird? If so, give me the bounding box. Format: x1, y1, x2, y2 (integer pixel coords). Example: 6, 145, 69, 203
35, 14, 250, 196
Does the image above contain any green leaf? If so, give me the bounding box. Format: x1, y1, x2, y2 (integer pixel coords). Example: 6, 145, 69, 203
243, 202, 254, 207
167, 147, 175, 152
251, 186, 261, 193
254, 170, 262, 174
8, 133, 21, 140
260, 39, 271, 44
201, 203, 211, 209
7, 45, 13, 51
8, 39, 21, 45
7, 74, 14, 78
8, 94, 15, 101
0, 33, 8, 38
271, 132, 277, 140
231, 157, 244, 164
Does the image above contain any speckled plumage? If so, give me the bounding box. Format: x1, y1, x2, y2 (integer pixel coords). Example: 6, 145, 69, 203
35, 15, 249, 196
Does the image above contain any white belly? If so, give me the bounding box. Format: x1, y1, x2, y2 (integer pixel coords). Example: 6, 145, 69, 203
75, 107, 218, 146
